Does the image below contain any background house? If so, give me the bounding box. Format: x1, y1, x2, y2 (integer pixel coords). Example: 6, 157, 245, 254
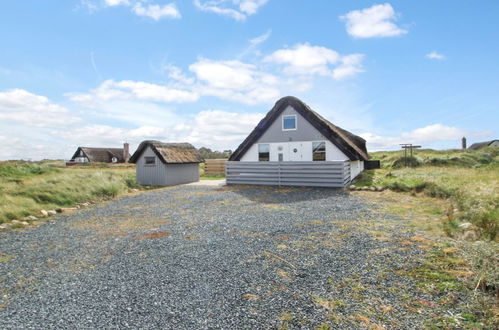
227, 96, 373, 187
129, 141, 204, 186
67, 143, 130, 165
468, 140, 499, 150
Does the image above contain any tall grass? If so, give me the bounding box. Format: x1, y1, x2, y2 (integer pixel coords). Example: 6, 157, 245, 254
0, 161, 138, 223
354, 148, 499, 241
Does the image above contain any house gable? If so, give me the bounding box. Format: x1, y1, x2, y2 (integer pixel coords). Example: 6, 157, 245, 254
258, 105, 328, 144
229, 96, 368, 161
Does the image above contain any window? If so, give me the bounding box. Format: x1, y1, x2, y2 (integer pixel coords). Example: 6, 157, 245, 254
145, 156, 156, 165
312, 142, 326, 161
258, 144, 270, 161
282, 115, 297, 130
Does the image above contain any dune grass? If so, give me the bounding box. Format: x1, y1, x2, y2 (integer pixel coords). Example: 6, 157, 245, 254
0, 161, 139, 224
353, 147, 498, 241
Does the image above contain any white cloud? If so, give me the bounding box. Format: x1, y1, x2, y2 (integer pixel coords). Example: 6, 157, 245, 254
426, 51, 446, 60
189, 58, 280, 105
264, 43, 364, 80
104, 0, 129, 6
68, 79, 199, 104
183, 110, 263, 149
193, 0, 268, 21
249, 30, 271, 46
0, 89, 80, 127
361, 124, 487, 150
81, 0, 181, 20
341, 3, 407, 38
132, 2, 181, 20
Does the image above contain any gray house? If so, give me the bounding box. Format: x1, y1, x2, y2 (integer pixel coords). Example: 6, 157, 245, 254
468, 139, 499, 150
129, 141, 204, 186
226, 96, 370, 187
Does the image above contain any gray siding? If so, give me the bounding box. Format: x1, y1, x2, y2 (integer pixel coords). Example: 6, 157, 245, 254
226, 161, 351, 187
165, 163, 199, 185
258, 105, 327, 143
136, 147, 168, 186
135, 147, 199, 186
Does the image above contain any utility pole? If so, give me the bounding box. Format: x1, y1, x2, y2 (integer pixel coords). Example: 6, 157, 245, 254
400, 144, 422, 167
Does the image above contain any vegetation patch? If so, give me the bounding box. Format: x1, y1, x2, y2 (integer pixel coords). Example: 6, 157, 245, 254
353, 147, 498, 241
0, 161, 145, 224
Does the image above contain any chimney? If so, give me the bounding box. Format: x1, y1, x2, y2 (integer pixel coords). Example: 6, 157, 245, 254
123, 142, 130, 162
461, 137, 467, 150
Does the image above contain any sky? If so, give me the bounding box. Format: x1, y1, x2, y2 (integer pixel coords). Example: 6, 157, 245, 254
0, 0, 498, 160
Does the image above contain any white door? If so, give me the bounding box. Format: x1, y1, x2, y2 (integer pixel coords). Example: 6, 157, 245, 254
289, 142, 303, 161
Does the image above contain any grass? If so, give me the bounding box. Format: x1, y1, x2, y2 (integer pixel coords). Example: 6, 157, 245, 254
354, 189, 498, 328
0, 160, 142, 224
353, 147, 498, 241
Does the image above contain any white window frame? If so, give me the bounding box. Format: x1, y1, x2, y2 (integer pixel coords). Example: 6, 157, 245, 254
282, 115, 297, 131
312, 141, 326, 161
258, 144, 270, 162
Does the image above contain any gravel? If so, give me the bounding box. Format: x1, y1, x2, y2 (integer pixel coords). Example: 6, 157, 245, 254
1, 185, 435, 329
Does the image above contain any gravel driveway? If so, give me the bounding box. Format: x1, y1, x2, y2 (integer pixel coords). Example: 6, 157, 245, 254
1, 185, 433, 329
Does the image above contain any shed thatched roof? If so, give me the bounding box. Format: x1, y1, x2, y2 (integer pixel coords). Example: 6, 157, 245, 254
71, 147, 129, 163
468, 140, 498, 150
129, 141, 204, 164
229, 96, 369, 161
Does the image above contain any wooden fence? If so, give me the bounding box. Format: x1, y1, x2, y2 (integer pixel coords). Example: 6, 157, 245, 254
204, 159, 227, 176
225, 161, 351, 187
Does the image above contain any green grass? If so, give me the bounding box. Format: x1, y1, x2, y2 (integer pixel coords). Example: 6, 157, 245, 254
0, 161, 140, 224
353, 147, 499, 241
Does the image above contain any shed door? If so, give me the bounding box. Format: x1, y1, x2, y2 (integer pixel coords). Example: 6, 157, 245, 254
289, 142, 303, 161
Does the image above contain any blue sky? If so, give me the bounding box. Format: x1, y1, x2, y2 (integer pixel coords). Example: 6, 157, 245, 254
0, 0, 498, 160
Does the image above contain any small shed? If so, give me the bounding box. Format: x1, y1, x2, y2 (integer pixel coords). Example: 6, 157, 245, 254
129, 141, 204, 186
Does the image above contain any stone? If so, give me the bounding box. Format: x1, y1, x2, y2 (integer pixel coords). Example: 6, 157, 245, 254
40, 210, 49, 217
81, 202, 90, 207
47, 210, 57, 216
12, 220, 22, 224
58, 207, 77, 213
21, 221, 29, 226
369, 187, 377, 191
362, 187, 370, 191
375, 186, 384, 191
0, 223, 12, 230
25, 215, 38, 221
462, 230, 477, 241
348, 185, 356, 190
458, 222, 472, 229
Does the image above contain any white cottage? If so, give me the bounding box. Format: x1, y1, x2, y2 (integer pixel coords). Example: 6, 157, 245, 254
129, 141, 204, 186
226, 96, 371, 187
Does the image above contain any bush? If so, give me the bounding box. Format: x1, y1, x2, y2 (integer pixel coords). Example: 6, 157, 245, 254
462, 241, 499, 292
391, 156, 422, 169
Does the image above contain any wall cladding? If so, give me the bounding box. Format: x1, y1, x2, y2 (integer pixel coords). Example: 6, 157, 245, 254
225, 161, 351, 188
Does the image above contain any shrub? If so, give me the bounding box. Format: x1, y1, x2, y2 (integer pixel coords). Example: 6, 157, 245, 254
391, 156, 422, 169
462, 241, 499, 292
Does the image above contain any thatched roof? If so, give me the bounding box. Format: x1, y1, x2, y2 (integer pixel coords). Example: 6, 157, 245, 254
229, 96, 369, 161
71, 147, 129, 163
468, 140, 498, 150
129, 141, 204, 164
